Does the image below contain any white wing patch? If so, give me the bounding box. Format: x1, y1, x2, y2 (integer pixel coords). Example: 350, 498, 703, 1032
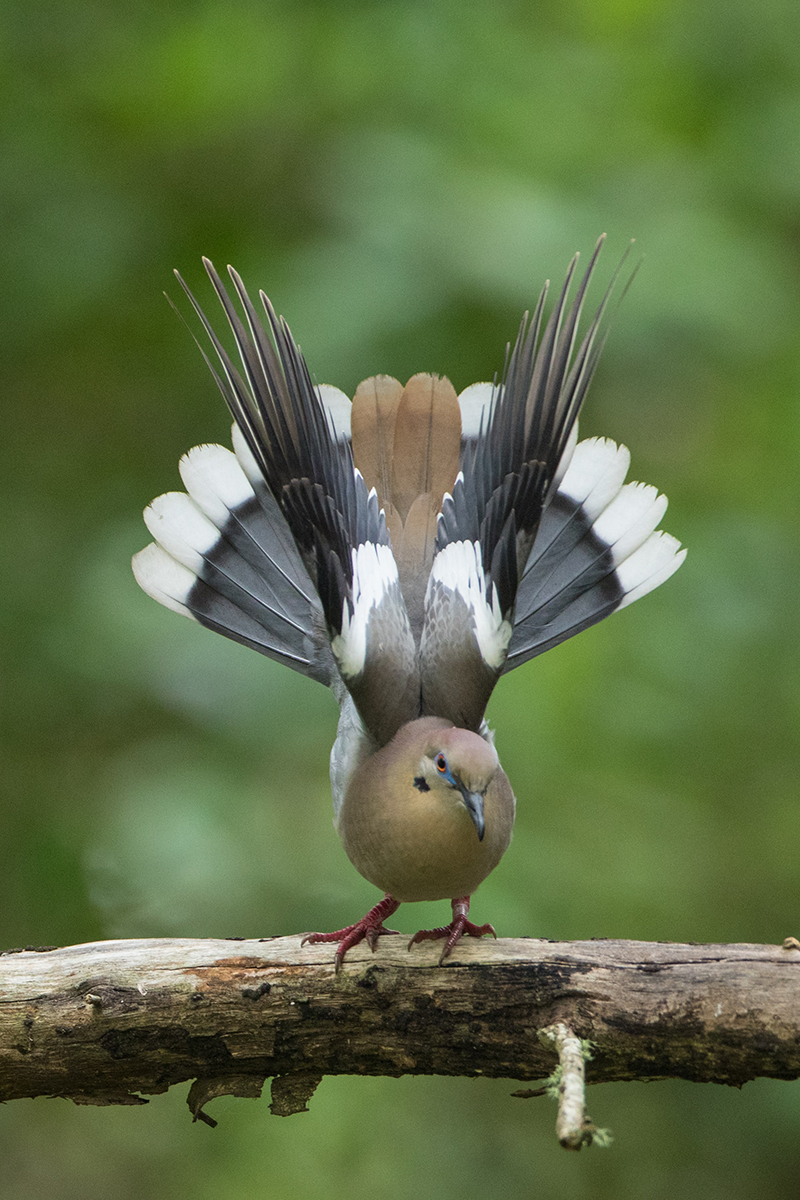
592, 481, 669, 565
179, 443, 254, 526
458, 382, 496, 439
617, 532, 687, 608
230, 422, 263, 489
132, 542, 197, 619
550, 419, 579, 496
560, 436, 631, 521
330, 541, 400, 679
143, 492, 219, 571
318, 384, 352, 441
429, 540, 513, 670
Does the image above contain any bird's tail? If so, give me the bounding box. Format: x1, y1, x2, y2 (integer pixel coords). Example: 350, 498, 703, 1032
350, 372, 462, 631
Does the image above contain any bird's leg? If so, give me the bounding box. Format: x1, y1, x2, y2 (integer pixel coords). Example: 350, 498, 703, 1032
408, 896, 496, 965
301, 894, 401, 972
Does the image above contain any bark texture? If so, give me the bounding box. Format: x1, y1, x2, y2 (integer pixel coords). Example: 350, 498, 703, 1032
1, 935, 799, 1119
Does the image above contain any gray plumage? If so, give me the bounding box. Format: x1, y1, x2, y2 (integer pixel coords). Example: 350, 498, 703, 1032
133, 238, 686, 967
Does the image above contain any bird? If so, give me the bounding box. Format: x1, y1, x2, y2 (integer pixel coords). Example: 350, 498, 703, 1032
132, 237, 686, 970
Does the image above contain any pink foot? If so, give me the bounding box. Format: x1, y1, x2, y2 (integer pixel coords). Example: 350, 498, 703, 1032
301, 894, 401, 972
408, 896, 496, 965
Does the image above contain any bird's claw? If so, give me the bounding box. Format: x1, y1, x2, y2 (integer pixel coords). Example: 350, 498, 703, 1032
365, 925, 401, 951
301, 926, 357, 947
300, 895, 401, 971
408, 897, 496, 964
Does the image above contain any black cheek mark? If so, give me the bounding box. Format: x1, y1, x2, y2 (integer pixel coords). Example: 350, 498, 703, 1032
413, 777, 430, 792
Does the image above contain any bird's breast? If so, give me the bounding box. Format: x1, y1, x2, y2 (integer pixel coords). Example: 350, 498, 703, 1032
338, 767, 515, 903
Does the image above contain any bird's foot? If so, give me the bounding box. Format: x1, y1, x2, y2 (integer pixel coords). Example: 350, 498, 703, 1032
408, 896, 496, 965
301, 894, 401, 972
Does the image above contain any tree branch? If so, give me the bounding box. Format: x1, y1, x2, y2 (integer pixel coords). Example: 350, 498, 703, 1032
2, 935, 799, 1127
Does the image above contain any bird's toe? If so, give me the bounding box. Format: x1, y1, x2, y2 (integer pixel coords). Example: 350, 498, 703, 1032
301, 895, 401, 970
408, 897, 496, 964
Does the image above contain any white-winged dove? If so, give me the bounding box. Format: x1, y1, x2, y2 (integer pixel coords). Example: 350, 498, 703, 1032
133, 239, 685, 969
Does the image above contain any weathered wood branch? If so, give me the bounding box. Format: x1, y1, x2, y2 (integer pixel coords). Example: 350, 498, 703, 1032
2, 936, 799, 1124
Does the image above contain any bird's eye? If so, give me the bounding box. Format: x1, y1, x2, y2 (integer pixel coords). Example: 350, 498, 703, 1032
435, 754, 447, 773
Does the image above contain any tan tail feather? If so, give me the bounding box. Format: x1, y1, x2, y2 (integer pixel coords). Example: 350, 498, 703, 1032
382, 501, 404, 554
395, 492, 441, 630
350, 375, 404, 511
391, 373, 462, 523
352, 372, 462, 633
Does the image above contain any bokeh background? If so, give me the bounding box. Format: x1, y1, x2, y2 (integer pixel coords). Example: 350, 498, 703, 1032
3, 1, 800, 1196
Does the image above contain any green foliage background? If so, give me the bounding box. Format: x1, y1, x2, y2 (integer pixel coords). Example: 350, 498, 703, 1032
2, 1, 799, 1196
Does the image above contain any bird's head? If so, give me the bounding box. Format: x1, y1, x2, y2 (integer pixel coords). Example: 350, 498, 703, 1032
414, 726, 500, 842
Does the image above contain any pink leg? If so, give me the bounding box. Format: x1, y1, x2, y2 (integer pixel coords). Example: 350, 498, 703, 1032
301, 894, 401, 972
408, 896, 496, 966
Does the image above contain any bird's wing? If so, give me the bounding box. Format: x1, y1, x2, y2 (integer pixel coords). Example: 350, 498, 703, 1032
504, 436, 685, 669
133, 431, 334, 683
420, 238, 620, 730
146, 259, 420, 745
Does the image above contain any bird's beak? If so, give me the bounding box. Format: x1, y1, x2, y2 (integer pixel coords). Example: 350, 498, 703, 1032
459, 788, 486, 841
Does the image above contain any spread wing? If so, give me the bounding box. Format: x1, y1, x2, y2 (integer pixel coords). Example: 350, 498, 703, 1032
135, 245, 686, 746
505, 436, 685, 669
420, 238, 624, 730
136, 260, 419, 745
